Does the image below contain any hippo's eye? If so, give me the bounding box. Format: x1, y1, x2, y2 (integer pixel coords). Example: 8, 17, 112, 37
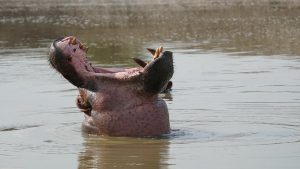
67, 56, 72, 62
73, 48, 76, 52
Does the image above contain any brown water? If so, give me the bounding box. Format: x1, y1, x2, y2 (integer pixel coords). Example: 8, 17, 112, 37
1, 0, 300, 168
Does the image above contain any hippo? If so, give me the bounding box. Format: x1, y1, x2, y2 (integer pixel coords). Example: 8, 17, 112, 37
49, 36, 174, 137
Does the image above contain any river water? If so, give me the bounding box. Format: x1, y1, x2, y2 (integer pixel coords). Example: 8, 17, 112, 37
1, 0, 300, 169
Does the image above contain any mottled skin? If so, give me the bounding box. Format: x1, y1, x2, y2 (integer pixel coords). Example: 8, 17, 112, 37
49, 36, 174, 137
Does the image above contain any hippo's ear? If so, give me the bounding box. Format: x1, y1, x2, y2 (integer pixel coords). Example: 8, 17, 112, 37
143, 51, 174, 94
133, 58, 147, 67
147, 46, 163, 59
147, 48, 156, 56
133, 47, 164, 68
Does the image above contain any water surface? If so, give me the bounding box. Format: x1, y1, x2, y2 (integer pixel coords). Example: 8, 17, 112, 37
1, 0, 300, 169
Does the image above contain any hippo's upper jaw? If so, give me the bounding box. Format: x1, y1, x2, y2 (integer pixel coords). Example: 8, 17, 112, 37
49, 36, 174, 137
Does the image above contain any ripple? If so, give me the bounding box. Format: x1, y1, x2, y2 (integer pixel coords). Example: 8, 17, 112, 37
238, 70, 271, 74
0, 124, 42, 132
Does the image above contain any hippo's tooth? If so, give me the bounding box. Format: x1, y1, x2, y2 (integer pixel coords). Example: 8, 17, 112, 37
69, 37, 77, 45
79, 43, 89, 52
153, 46, 163, 59
159, 46, 163, 52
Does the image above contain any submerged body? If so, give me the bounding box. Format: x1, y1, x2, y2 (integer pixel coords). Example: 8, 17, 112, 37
80, 89, 170, 136
49, 36, 174, 137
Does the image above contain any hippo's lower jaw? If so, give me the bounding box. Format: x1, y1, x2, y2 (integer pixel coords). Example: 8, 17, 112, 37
49, 36, 174, 137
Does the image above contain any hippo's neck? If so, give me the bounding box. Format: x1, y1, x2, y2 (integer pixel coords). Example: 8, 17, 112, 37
84, 90, 170, 137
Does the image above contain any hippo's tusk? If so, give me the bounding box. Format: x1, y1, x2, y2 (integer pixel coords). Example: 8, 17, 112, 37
147, 46, 163, 59
69, 37, 77, 45
158, 46, 163, 52
153, 46, 163, 59
134, 46, 164, 67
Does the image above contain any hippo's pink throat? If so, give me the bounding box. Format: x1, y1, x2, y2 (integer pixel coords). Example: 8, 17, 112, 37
49, 36, 174, 137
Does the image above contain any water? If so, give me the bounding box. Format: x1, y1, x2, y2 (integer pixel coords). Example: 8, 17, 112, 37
1, 0, 300, 168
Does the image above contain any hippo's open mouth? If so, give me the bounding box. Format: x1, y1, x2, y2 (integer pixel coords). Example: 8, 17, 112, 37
49, 36, 174, 137
49, 36, 173, 93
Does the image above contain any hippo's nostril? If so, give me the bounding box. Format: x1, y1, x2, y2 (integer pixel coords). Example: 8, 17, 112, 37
67, 56, 72, 62
85, 65, 89, 72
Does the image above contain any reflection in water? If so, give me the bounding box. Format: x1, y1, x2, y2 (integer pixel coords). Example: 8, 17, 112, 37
78, 136, 170, 169
0, 124, 41, 132
159, 92, 173, 101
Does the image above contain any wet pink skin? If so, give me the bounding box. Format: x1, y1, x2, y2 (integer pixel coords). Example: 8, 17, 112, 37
49, 36, 173, 137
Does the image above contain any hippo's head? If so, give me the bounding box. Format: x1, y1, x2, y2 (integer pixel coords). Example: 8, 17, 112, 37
49, 36, 173, 94
49, 36, 174, 137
